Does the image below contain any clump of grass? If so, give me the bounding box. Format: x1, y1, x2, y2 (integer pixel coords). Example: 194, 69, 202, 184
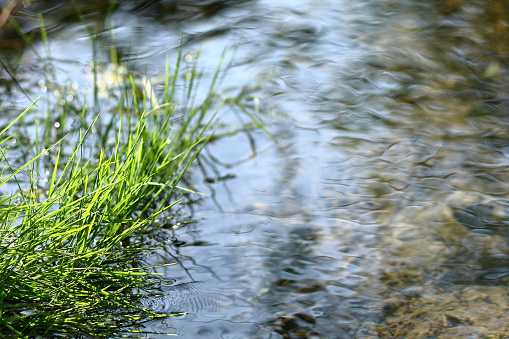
0, 49, 251, 338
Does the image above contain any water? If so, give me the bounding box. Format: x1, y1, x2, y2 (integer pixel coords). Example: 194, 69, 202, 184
3, 0, 509, 337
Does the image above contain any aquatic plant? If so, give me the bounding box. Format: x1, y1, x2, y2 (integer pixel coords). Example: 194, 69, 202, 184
0, 47, 258, 337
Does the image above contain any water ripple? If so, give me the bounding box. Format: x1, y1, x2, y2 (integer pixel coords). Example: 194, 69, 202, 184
139, 281, 233, 315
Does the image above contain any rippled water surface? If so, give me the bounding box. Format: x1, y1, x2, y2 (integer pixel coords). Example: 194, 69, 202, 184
3, 0, 509, 337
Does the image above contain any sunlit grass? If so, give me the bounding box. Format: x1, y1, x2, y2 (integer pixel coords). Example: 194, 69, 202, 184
0, 47, 257, 337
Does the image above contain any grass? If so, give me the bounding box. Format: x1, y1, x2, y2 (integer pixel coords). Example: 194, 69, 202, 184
0, 44, 260, 337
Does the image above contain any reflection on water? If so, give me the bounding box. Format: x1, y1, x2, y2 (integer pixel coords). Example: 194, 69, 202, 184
3, 0, 509, 337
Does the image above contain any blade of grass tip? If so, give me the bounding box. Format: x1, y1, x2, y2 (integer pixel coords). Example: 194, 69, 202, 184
218, 43, 240, 85
123, 113, 150, 163
47, 145, 62, 197
186, 48, 201, 103
0, 134, 15, 147
121, 330, 180, 337
173, 186, 205, 195
56, 114, 100, 187
149, 105, 175, 147
114, 109, 123, 163
120, 262, 176, 271
0, 99, 38, 138
202, 47, 227, 111
0, 135, 66, 187
167, 42, 183, 105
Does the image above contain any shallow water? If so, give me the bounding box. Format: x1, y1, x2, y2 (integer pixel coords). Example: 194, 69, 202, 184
3, 0, 509, 337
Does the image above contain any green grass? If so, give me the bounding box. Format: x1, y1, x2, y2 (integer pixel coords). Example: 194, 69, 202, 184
0, 47, 259, 338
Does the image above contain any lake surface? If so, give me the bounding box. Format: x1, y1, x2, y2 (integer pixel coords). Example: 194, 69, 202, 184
2, 0, 509, 337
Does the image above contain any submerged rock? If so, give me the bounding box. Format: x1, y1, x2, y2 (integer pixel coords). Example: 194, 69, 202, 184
378, 284, 509, 338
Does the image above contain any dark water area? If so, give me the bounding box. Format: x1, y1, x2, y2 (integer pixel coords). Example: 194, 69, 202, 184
3, 0, 509, 337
